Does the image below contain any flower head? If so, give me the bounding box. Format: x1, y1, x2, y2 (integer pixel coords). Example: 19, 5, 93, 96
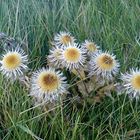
54, 31, 75, 47
121, 69, 140, 99
82, 40, 99, 54
61, 43, 86, 70
88, 51, 119, 80
30, 67, 67, 102
0, 47, 28, 80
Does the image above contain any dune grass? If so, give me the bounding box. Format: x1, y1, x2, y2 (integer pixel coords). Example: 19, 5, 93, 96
0, 0, 140, 139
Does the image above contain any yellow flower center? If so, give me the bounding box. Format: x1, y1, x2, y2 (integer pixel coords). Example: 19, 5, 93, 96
86, 42, 97, 52
64, 47, 80, 63
38, 72, 59, 92
96, 54, 114, 70
60, 35, 72, 45
131, 74, 140, 90
3, 53, 21, 70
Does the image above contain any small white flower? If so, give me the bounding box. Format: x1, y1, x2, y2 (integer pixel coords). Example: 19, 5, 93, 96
61, 43, 86, 70
54, 31, 75, 47
47, 46, 63, 69
121, 69, 140, 99
30, 67, 67, 102
82, 40, 99, 54
88, 51, 119, 80
0, 47, 28, 81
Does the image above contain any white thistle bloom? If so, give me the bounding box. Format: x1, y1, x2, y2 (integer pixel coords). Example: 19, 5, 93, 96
121, 69, 140, 99
0, 47, 28, 81
30, 67, 67, 102
54, 31, 75, 47
82, 40, 99, 54
88, 51, 119, 80
61, 43, 86, 70
47, 46, 63, 69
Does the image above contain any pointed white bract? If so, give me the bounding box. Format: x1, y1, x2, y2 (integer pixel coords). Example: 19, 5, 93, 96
30, 67, 68, 102
60, 43, 87, 70
0, 47, 28, 81
121, 69, 140, 99
88, 51, 119, 80
54, 31, 75, 47
47, 46, 63, 69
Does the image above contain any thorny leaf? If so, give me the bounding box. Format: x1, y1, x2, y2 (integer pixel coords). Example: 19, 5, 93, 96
72, 69, 86, 79
77, 81, 94, 97
97, 84, 115, 97
92, 96, 101, 103
77, 75, 122, 103
77, 75, 104, 97
96, 83, 124, 101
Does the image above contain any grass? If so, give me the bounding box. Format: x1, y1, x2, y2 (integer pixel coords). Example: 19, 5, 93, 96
0, 0, 140, 139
